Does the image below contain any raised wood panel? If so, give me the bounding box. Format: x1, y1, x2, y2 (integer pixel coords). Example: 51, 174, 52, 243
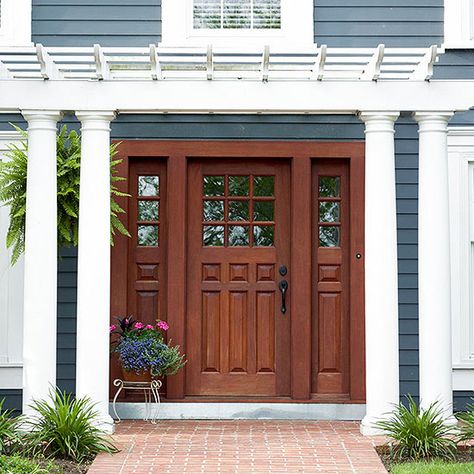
256, 292, 275, 374
230, 264, 248, 282
201, 292, 221, 373
257, 264, 274, 282
229, 291, 248, 373
202, 264, 221, 282
137, 291, 159, 322
318, 292, 341, 372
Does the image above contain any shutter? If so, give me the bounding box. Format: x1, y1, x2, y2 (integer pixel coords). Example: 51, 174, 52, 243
193, 0, 281, 30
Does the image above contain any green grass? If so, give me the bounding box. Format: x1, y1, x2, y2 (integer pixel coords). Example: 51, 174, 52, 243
391, 461, 474, 473
0, 454, 61, 474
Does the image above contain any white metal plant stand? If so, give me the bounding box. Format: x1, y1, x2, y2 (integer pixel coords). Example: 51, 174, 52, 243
112, 379, 162, 424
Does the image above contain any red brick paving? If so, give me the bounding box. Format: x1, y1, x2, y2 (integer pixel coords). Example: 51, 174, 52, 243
88, 420, 387, 474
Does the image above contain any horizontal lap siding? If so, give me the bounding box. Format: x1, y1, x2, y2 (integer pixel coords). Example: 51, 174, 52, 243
314, 0, 443, 47
32, 0, 161, 46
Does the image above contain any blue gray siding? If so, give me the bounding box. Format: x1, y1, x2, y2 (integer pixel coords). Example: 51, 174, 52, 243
32, 0, 161, 47
314, 0, 443, 47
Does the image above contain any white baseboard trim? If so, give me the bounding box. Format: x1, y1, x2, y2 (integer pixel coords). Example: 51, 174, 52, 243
110, 402, 366, 421
0, 365, 22, 389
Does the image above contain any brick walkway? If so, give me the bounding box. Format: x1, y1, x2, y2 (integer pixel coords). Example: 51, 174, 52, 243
88, 420, 387, 473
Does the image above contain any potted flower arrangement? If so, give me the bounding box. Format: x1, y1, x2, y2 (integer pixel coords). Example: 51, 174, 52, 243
110, 317, 186, 383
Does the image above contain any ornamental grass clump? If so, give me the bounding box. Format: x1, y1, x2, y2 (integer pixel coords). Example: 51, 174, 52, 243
375, 395, 457, 462
111, 317, 186, 377
26, 388, 118, 463
457, 400, 474, 442
0, 399, 22, 455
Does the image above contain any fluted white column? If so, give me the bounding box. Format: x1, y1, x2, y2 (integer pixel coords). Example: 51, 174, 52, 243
414, 112, 454, 419
22, 110, 62, 417
75, 111, 115, 433
359, 112, 400, 435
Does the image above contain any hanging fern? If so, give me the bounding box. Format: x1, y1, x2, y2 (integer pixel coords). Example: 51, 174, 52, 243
0, 124, 130, 265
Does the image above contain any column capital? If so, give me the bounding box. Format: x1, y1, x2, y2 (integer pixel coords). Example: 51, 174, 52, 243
76, 111, 116, 132
21, 110, 62, 130
359, 112, 399, 134
359, 111, 400, 123
413, 112, 454, 132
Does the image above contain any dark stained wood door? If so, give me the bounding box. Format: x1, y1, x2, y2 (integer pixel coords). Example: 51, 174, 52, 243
186, 159, 291, 397
312, 159, 351, 397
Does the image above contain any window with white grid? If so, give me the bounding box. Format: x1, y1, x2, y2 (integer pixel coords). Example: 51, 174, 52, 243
193, 0, 281, 30
161, 0, 313, 47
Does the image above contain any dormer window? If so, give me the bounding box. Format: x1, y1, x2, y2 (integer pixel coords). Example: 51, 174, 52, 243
162, 0, 313, 47
193, 0, 281, 30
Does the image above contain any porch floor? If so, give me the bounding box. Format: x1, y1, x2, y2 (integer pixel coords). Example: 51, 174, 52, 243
88, 420, 387, 473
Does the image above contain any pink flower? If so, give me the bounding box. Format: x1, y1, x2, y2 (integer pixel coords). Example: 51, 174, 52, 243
157, 321, 169, 331
134, 322, 145, 329
145, 324, 154, 330
109, 324, 117, 333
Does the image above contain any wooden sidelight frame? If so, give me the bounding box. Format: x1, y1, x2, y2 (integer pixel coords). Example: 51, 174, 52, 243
111, 141, 365, 402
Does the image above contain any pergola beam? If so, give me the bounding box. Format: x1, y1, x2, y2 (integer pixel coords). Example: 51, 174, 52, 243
0, 80, 473, 113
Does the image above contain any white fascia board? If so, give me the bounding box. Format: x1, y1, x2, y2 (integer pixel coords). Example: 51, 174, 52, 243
0, 80, 474, 113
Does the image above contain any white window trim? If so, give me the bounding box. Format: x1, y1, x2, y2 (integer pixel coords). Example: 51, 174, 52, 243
161, 0, 314, 48
444, 0, 474, 49
0, 0, 32, 47
0, 130, 24, 390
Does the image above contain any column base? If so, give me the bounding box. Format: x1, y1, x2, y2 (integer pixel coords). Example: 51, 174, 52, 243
94, 413, 115, 435
360, 415, 387, 436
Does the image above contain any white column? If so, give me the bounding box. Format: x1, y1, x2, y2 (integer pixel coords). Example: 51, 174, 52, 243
21, 110, 62, 417
414, 112, 454, 419
359, 112, 400, 435
75, 111, 115, 433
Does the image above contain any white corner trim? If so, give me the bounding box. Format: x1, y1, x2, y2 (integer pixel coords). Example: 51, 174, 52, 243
0, 0, 32, 47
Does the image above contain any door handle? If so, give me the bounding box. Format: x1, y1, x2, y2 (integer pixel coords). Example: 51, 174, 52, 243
278, 279, 289, 314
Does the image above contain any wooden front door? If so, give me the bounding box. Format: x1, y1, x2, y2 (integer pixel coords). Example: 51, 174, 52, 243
186, 159, 291, 397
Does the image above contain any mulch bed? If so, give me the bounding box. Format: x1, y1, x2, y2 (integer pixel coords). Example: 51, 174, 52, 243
37, 458, 91, 473
376, 445, 474, 472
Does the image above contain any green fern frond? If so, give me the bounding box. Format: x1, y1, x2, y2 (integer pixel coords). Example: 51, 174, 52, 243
0, 124, 130, 266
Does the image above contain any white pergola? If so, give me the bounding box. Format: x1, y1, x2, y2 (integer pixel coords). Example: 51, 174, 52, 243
1, 44, 472, 434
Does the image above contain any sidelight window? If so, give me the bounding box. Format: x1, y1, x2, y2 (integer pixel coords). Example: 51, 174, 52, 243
137, 175, 160, 247
318, 176, 341, 247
